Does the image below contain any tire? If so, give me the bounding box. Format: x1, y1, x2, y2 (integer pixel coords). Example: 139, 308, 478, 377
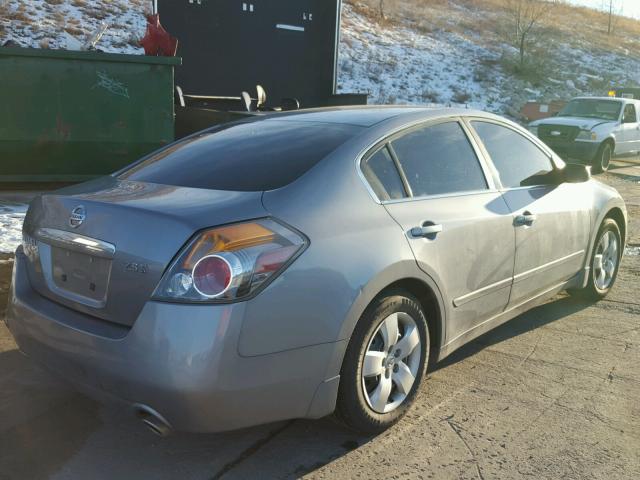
569, 218, 622, 300
592, 142, 612, 174
335, 291, 430, 434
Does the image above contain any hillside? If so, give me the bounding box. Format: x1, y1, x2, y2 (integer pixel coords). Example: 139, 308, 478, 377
0, 0, 147, 53
338, 0, 640, 116
1, 0, 640, 118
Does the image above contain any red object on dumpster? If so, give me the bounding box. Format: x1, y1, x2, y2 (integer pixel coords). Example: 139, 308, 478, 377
140, 14, 178, 56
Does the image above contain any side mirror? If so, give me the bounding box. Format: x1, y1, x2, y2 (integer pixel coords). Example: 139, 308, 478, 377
562, 163, 591, 183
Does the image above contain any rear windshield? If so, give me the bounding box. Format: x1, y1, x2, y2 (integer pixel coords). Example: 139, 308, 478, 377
118, 120, 361, 191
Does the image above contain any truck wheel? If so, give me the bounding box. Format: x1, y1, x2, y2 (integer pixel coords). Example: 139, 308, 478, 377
592, 142, 612, 174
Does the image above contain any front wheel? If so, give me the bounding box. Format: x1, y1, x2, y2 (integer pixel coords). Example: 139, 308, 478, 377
570, 218, 622, 300
592, 142, 612, 174
335, 292, 429, 433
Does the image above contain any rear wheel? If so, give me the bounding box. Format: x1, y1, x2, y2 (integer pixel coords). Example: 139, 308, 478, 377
335, 292, 429, 433
570, 218, 621, 300
592, 142, 612, 174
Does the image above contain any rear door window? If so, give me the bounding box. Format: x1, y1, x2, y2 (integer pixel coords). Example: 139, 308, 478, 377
119, 120, 361, 191
471, 121, 554, 188
361, 147, 407, 201
390, 121, 488, 197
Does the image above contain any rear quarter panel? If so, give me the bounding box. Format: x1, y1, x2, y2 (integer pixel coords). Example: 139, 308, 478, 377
240, 125, 447, 359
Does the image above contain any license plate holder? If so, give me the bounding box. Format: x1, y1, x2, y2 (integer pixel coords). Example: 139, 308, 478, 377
51, 247, 112, 303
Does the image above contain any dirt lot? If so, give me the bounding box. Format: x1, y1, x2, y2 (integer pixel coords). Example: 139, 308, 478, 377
0, 161, 638, 480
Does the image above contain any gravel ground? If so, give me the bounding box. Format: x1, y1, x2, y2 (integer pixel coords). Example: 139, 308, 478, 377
0, 161, 638, 480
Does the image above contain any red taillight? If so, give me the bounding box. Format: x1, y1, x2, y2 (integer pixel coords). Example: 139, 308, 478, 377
192, 255, 232, 298
152, 218, 307, 303
254, 245, 299, 274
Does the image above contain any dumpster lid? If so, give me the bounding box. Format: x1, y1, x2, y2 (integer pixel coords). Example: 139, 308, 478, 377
0, 46, 181, 66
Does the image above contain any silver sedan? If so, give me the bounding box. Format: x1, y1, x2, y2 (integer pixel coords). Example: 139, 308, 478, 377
6, 107, 627, 435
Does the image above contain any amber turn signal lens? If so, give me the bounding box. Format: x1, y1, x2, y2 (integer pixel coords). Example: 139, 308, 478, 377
183, 223, 276, 269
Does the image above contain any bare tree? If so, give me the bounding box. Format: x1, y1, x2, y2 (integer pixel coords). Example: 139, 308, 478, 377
603, 0, 623, 35
504, 0, 558, 67
379, 0, 385, 20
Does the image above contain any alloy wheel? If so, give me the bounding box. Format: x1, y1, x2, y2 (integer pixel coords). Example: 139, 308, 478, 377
361, 312, 421, 414
593, 230, 618, 290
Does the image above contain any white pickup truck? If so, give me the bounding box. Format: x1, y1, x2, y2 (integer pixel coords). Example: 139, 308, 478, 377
528, 96, 640, 173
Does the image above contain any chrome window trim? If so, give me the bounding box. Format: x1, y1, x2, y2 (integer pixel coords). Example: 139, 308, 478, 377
355, 116, 496, 205
381, 188, 500, 205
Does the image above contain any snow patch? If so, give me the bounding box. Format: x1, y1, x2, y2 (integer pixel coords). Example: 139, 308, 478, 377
337, 4, 506, 111
338, 3, 640, 116
0, 0, 147, 54
0, 203, 27, 254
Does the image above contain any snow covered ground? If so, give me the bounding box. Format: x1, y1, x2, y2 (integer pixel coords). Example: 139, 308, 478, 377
0, 0, 147, 54
337, 3, 640, 113
0, 203, 27, 254
337, 3, 507, 111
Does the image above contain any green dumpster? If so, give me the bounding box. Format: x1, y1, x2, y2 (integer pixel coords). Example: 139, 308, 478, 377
0, 47, 181, 182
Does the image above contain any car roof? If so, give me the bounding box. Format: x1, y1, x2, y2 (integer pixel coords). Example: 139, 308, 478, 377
264, 105, 497, 128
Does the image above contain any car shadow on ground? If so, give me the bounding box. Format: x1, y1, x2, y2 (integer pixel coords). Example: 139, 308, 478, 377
0, 348, 102, 480
607, 159, 640, 180
0, 339, 370, 480
435, 294, 593, 371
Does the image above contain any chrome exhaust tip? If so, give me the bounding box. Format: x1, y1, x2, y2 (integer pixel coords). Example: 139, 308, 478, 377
133, 404, 172, 437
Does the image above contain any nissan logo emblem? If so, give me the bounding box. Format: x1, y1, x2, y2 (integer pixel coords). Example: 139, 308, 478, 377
69, 205, 86, 228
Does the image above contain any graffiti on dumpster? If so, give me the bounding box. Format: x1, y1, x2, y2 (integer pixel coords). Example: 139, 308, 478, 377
92, 70, 130, 99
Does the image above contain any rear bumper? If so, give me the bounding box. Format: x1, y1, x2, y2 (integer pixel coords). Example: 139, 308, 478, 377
6, 250, 345, 432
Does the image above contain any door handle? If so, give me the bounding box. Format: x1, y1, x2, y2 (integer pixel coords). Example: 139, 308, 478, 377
410, 223, 443, 238
514, 211, 537, 227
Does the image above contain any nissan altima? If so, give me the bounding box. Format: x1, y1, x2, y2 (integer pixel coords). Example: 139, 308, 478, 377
6, 107, 627, 435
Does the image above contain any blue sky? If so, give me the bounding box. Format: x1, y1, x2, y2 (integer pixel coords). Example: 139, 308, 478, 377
567, 0, 640, 19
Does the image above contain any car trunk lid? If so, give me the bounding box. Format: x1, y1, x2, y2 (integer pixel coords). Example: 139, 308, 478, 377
22, 177, 267, 327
